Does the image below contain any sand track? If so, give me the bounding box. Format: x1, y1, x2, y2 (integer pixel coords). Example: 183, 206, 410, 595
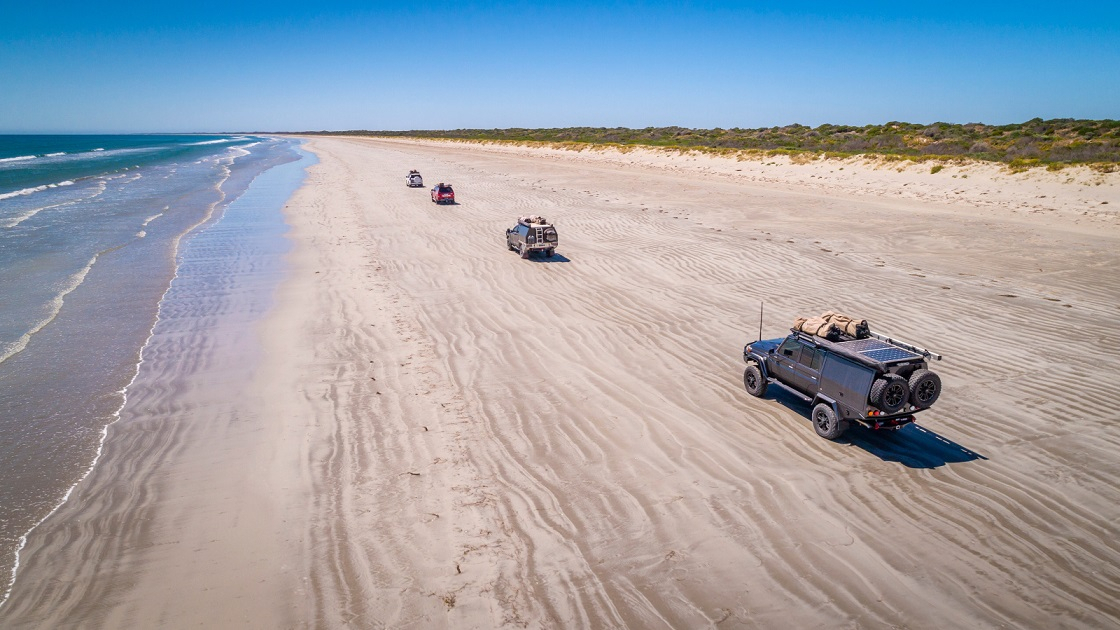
3, 136, 1118, 628
287, 138, 1120, 628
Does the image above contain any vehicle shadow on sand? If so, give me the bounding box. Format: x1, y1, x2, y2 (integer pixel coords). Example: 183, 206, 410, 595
765, 386, 987, 469
840, 424, 987, 468
531, 253, 571, 263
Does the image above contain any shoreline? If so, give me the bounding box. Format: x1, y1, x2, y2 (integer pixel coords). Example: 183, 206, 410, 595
0, 143, 253, 610
3, 135, 1119, 627
0, 142, 310, 624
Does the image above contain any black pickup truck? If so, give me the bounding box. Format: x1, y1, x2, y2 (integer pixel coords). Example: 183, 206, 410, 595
743, 330, 942, 440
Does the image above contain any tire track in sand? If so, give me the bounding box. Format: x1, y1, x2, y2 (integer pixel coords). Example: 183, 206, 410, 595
298, 137, 1120, 629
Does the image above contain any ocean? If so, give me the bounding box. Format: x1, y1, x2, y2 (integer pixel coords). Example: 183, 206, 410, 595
0, 134, 308, 603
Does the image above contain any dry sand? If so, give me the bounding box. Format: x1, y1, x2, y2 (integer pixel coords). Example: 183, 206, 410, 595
2, 136, 1119, 628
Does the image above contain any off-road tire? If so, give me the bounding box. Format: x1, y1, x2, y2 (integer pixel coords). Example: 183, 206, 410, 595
870, 375, 909, 414
812, 403, 848, 440
545, 248, 555, 258
907, 369, 942, 408
743, 364, 767, 397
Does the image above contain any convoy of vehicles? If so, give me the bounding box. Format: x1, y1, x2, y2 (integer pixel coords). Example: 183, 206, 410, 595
403, 167, 945, 445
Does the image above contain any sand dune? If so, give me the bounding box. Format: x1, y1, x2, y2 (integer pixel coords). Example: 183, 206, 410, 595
3, 136, 1118, 628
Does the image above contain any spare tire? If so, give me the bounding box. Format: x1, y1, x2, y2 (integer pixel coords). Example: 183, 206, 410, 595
870, 375, 909, 414
908, 369, 942, 408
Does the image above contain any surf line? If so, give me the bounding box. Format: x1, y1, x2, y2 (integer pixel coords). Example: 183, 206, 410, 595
0, 146, 253, 611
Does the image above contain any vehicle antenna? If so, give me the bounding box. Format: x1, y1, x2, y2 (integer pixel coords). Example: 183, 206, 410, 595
758, 301, 764, 342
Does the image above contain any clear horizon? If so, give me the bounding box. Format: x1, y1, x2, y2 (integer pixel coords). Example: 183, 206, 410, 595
3, 1, 1118, 134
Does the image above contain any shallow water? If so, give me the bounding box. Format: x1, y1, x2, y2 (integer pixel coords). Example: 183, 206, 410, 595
0, 135, 307, 603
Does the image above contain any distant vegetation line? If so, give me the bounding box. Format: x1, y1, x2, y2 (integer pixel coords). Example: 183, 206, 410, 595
295, 118, 1120, 170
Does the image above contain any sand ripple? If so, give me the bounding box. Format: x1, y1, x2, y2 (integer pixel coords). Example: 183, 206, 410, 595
4, 137, 1118, 628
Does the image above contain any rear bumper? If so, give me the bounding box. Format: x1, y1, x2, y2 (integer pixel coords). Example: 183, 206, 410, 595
856, 415, 915, 430
853, 407, 930, 430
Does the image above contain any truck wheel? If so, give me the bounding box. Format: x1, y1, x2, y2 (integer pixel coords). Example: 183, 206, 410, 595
908, 369, 941, 408
812, 403, 848, 440
743, 364, 767, 397
545, 248, 555, 258
870, 375, 909, 414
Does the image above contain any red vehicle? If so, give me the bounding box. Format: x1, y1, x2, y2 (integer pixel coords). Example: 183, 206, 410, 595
431, 183, 455, 204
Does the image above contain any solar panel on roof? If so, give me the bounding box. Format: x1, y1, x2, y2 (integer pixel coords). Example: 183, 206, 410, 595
838, 338, 921, 362
840, 339, 891, 352
863, 347, 921, 362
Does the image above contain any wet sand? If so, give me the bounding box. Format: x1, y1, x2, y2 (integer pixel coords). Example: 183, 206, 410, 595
3, 136, 1119, 628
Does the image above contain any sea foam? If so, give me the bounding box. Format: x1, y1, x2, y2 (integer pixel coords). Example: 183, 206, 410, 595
0, 255, 99, 365
188, 139, 235, 146
0, 181, 76, 201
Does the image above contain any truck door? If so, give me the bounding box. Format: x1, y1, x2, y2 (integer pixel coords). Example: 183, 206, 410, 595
773, 337, 815, 394
790, 345, 823, 394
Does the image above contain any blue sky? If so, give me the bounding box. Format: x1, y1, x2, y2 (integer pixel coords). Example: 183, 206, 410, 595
2, 1, 1117, 132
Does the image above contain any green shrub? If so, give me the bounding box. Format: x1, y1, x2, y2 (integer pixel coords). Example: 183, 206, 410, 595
315, 119, 1120, 167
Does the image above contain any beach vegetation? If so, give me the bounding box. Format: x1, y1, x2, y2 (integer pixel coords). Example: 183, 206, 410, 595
930, 165, 944, 174
302, 118, 1120, 171
1008, 158, 1042, 173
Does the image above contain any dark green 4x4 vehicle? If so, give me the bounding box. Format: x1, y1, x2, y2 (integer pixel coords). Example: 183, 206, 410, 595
743, 323, 943, 440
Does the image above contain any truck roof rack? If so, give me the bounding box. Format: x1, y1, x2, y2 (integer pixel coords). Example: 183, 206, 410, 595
518, 215, 549, 226
792, 330, 887, 371
790, 328, 942, 369
867, 331, 943, 361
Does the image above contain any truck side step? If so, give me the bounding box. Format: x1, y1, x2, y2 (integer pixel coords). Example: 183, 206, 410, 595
769, 379, 813, 403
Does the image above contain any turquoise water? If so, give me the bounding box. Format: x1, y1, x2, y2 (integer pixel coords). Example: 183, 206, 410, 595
0, 134, 255, 199
0, 135, 308, 603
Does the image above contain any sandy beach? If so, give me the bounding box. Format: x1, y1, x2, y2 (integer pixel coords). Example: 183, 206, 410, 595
3, 136, 1119, 628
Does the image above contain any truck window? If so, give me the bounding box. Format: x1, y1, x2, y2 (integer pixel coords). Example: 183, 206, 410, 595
799, 346, 823, 370
778, 338, 804, 361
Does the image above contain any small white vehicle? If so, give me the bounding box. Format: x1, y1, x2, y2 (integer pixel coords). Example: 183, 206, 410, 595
406, 170, 424, 187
